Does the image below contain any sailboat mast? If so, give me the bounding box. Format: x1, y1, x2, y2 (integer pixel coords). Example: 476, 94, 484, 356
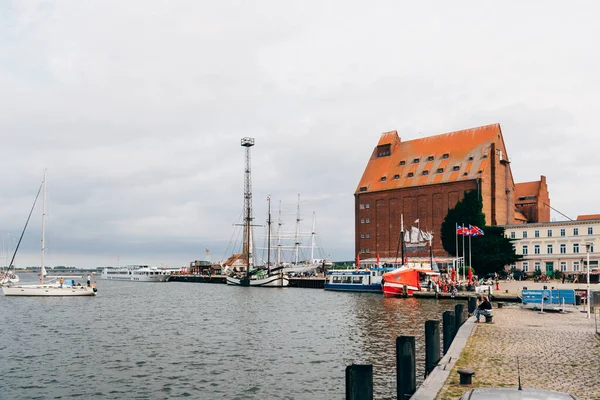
294, 194, 300, 265
40, 169, 47, 285
311, 212, 316, 261
276, 200, 282, 267
267, 196, 271, 275
241, 138, 255, 278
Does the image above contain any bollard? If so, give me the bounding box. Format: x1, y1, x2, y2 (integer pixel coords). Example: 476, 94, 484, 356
442, 311, 455, 355
396, 336, 416, 400
454, 303, 465, 332
425, 320, 441, 377
468, 296, 477, 315
458, 369, 475, 385
345, 364, 373, 400
497, 302, 504, 308
403, 285, 408, 298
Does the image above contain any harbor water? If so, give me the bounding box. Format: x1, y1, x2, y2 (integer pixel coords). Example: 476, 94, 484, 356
0, 276, 458, 399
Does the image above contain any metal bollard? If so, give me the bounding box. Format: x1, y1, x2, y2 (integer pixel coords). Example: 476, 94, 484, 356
442, 311, 455, 355
458, 369, 475, 385
396, 336, 416, 400
345, 364, 373, 400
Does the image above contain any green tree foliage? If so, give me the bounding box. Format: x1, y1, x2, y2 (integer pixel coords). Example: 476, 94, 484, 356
441, 190, 521, 275
440, 190, 485, 256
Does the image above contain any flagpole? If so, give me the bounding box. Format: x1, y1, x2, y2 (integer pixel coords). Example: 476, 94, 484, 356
469, 232, 472, 275
455, 223, 459, 275
462, 223, 465, 281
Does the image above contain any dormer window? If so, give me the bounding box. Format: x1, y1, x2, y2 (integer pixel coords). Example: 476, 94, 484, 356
399, 160, 406, 166
427, 156, 434, 162
380, 176, 387, 182
437, 168, 443, 174
377, 144, 391, 158
393, 174, 400, 180
482, 154, 488, 159
518, 196, 526, 201
407, 172, 414, 178
463, 172, 468, 176
423, 170, 429, 176
477, 170, 482, 174
413, 158, 420, 164
442, 153, 450, 159
360, 186, 367, 192
468, 156, 473, 161
452, 166, 460, 171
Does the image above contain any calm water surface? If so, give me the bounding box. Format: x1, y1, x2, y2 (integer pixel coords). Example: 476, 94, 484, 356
0, 276, 459, 399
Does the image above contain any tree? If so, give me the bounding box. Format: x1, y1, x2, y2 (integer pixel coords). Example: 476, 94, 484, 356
441, 189, 521, 275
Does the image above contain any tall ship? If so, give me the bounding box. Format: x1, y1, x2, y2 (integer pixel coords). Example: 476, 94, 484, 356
101, 265, 171, 282
225, 137, 288, 287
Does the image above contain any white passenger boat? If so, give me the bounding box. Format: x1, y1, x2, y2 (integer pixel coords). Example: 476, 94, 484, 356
101, 265, 171, 282
324, 267, 393, 292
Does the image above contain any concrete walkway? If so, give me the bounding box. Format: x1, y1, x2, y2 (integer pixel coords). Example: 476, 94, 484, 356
436, 306, 600, 400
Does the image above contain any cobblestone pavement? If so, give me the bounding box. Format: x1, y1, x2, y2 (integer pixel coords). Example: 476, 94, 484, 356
437, 306, 600, 400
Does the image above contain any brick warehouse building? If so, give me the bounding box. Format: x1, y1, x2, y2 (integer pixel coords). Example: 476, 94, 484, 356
354, 123, 550, 263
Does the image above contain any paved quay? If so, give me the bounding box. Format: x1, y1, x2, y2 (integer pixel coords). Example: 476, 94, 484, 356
435, 306, 600, 400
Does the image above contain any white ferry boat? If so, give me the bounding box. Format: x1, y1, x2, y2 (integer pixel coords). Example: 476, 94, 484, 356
101, 265, 171, 282
324, 267, 393, 293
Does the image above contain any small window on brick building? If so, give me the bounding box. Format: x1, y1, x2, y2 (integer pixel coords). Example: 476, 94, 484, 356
380, 176, 387, 182
399, 160, 406, 166
527, 195, 536, 200
468, 156, 474, 161
422, 170, 429, 176
427, 155, 434, 161
452, 165, 460, 171
366, 233, 370, 238
393, 174, 400, 180
360, 186, 367, 192
518, 196, 526, 201
436, 168, 443, 174
408, 172, 414, 177
442, 153, 450, 159
360, 204, 365, 209
365, 204, 370, 209
360, 234, 365, 238
482, 154, 488, 159
477, 170, 482, 174
463, 172, 468, 176
413, 158, 420, 164
377, 144, 391, 158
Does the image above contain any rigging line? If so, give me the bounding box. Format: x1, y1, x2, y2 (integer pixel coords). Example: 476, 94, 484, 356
7, 181, 44, 271
542, 202, 573, 221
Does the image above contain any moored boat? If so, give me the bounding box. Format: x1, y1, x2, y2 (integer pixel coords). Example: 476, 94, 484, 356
324, 267, 393, 292
382, 266, 439, 297
101, 265, 171, 282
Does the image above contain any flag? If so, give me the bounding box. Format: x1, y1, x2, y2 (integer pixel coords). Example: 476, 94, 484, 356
469, 225, 485, 236
376, 253, 381, 267
356, 252, 361, 268
456, 225, 468, 235
415, 219, 420, 223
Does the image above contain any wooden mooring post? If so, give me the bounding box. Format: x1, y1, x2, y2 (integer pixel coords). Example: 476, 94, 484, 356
454, 303, 465, 332
424, 320, 441, 377
442, 310, 455, 355
345, 364, 373, 400
396, 336, 416, 400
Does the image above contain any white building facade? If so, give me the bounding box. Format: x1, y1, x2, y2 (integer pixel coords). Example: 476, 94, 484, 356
503, 218, 599, 276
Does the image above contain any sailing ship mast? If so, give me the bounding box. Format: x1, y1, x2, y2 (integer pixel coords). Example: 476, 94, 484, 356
241, 137, 255, 285
40, 169, 47, 285
267, 196, 271, 275
294, 194, 301, 265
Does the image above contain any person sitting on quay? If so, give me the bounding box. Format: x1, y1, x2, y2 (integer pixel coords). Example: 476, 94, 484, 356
474, 296, 492, 323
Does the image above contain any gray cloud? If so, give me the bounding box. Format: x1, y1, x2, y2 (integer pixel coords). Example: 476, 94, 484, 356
1, 0, 599, 267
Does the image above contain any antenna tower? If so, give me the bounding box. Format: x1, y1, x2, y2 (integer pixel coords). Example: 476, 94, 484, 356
241, 137, 255, 270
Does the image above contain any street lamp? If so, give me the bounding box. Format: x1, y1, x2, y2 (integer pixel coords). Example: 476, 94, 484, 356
585, 242, 592, 319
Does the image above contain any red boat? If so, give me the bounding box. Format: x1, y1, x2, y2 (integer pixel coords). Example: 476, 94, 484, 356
382, 266, 440, 297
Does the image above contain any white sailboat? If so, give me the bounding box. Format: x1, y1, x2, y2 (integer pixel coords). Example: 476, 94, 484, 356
225, 137, 288, 287
2, 170, 97, 297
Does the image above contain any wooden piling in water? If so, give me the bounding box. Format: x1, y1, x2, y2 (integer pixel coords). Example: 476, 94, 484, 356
396, 336, 416, 400
424, 320, 441, 378
345, 364, 373, 400
442, 311, 455, 355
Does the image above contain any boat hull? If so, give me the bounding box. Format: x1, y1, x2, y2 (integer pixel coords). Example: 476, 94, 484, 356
226, 275, 289, 287
2, 285, 96, 296
324, 283, 382, 292
382, 282, 419, 298
101, 275, 169, 282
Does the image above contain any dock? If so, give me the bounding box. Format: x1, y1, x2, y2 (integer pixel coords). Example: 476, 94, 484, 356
169, 275, 227, 284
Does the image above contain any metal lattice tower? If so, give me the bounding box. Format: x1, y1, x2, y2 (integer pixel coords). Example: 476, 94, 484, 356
241, 137, 255, 269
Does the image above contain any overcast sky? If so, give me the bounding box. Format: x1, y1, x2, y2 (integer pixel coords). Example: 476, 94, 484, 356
1, 1, 598, 268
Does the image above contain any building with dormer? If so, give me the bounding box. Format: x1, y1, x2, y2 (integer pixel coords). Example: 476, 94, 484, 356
354, 123, 550, 261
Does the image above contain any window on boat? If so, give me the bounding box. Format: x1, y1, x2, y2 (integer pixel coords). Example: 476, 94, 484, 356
343, 277, 352, 284
353, 277, 362, 284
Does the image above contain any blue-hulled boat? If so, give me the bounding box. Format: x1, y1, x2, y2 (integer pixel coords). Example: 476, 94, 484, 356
324, 268, 393, 292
